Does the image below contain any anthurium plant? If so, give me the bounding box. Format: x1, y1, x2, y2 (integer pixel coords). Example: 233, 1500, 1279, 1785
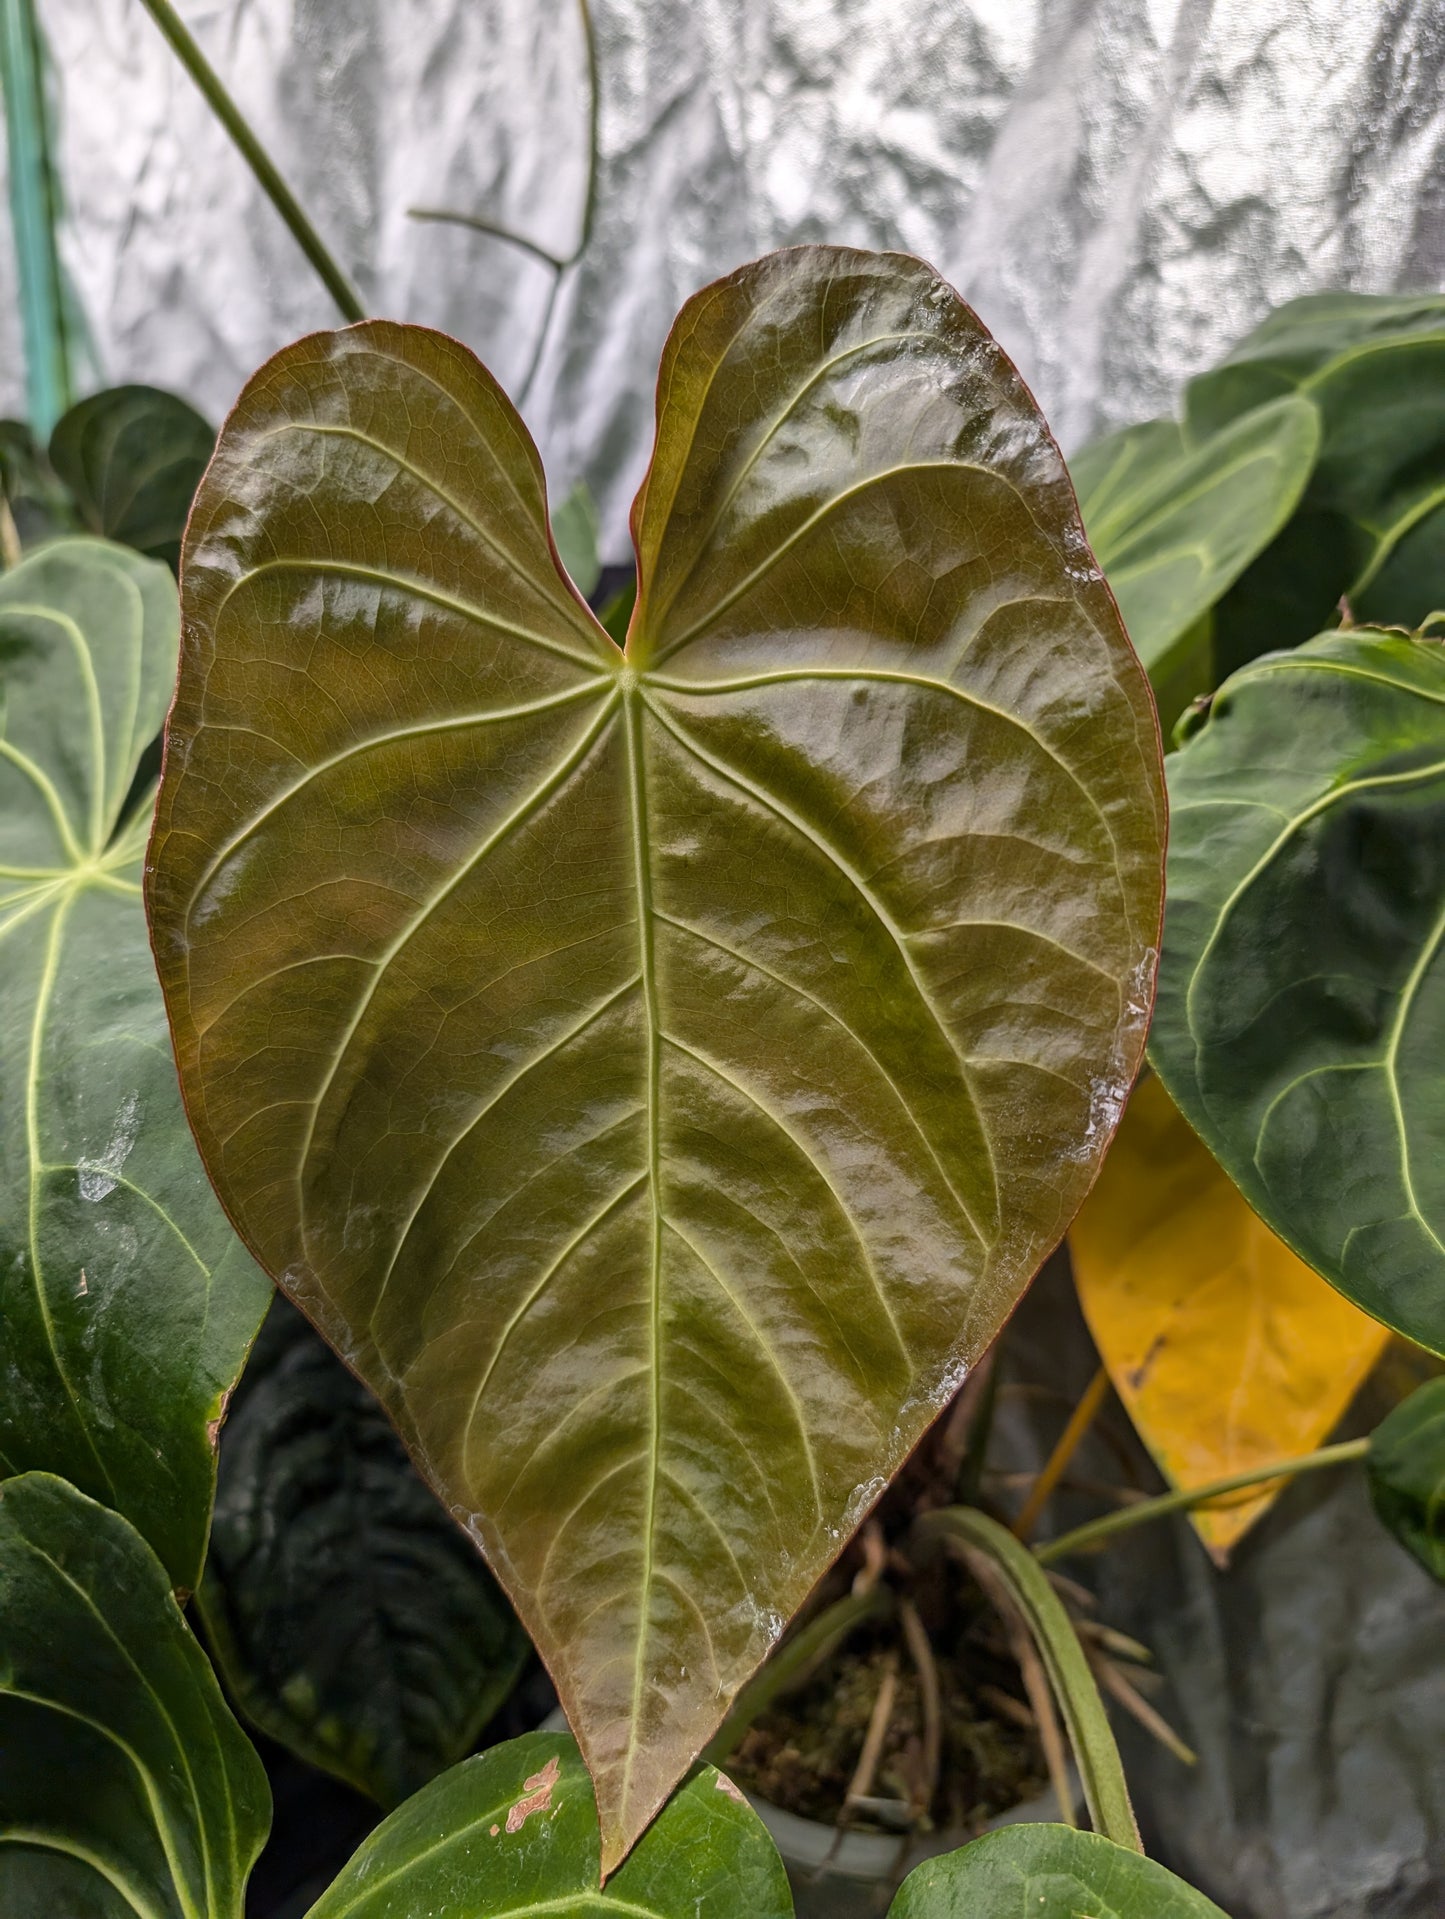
2, 240, 1444, 1919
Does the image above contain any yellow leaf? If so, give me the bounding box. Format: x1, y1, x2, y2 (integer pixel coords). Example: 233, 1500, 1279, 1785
1069, 1075, 1389, 1560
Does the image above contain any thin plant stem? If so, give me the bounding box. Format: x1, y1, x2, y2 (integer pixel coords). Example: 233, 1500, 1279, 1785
1013, 1363, 1111, 1542
917, 1504, 1141, 1851
1, 0, 74, 433
1034, 1437, 1370, 1565
897, 1597, 942, 1821
408, 0, 600, 406
136, 0, 364, 324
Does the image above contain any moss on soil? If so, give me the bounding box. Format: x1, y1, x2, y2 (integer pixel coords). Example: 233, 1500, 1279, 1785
727, 1629, 1047, 1834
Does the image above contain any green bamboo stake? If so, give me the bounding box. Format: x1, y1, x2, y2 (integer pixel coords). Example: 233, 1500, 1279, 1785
1034, 1437, 1370, 1566
136, 0, 364, 325
0, 0, 74, 434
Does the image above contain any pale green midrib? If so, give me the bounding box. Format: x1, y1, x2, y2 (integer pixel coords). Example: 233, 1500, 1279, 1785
1183, 753, 1445, 1042
184, 678, 608, 934
0, 735, 86, 865
24, 1538, 225, 1917
0, 1680, 204, 1919
0, 1829, 163, 1919
1350, 478, 1445, 596
22, 889, 118, 1500
1379, 896, 1445, 1261
1236, 654, 1445, 705
643, 690, 1002, 1233
618, 681, 665, 1831
290, 691, 620, 1215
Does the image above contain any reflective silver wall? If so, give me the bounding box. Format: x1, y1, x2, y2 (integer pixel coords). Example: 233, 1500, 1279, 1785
3, 0, 1443, 550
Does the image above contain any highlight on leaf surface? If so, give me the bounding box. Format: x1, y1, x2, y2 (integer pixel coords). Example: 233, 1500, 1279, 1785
888, 1823, 1229, 1917
0, 538, 271, 1592
1071, 1074, 1390, 1558
146, 245, 1166, 1867
198, 1295, 530, 1806
1368, 1376, 1445, 1583
0, 1472, 270, 1919
1149, 627, 1445, 1358
303, 1731, 790, 1919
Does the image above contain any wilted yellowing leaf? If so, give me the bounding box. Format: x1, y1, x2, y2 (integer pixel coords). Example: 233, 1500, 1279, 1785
1070, 1075, 1389, 1560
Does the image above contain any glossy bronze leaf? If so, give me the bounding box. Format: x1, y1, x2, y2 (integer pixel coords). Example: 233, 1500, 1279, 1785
146, 247, 1165, 1867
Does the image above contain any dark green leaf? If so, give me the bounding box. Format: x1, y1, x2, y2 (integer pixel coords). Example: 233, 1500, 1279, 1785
0, 539, 271, 1590
1072, 398, 1318, 729
146, 246, 1165, 1865
0, 418, 78, 555
1368, 1375, 1445, 1581
1184, 291, 1445, 442
304, 1732, 790, 1919
1185, 293, 1445, 675
1149, 627, 1445, 1354
550, 478, 602, 599
888, 1825, 1228, 1917
0, 1471, 270, 1917
198, 1296, 530, 1806
49, 386, 215, 571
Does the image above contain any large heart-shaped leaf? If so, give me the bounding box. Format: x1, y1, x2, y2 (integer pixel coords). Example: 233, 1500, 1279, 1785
0, 538, 271, 1590
1184, 292, 1445, 676
1149, 627, 1445, 1354
1368, 1376, 1445, 1582
49, 385, 215, 571
304, 1732, 790, 1918
1071, 397, 1318, 729
146, 247, 1165, 1865
888, 1825, 1228, 1917
1070, 1073, 1390, 1558
198, 1295, 530, 1806
0, 1471, 270, 1918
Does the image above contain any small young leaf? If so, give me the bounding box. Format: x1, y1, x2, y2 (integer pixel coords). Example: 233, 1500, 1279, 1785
1150, 628, 1445, 1357
49, 385, 215, 571
888, 1824, 1228, 1917
198, 1296, 530, 1806
1072, 397, 1318, 728
303, 1732, 791, 1919
147, 246, 1165, 1866
1368, 1376, 1445, 1582
0, 539, 271, 1591
0, 1472, 270, 1917
549, 477, 602, 598
1071, 1074, 1390, 1558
